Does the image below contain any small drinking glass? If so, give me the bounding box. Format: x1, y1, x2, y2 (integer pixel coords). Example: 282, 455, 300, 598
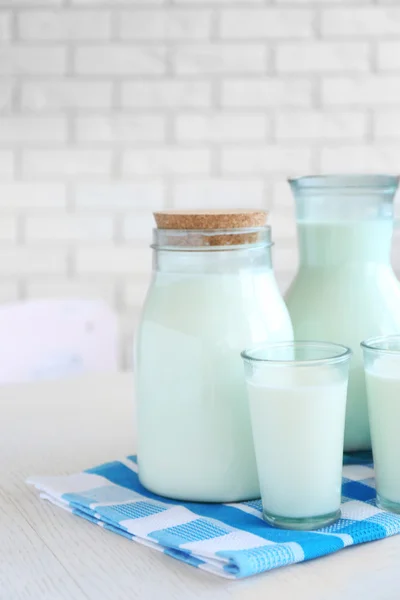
241, 341, 352, 530
361, 335, 400, 513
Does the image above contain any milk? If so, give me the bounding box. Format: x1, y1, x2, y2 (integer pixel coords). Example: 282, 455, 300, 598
136, 261, 293, 502
365, 356, 400, 507
286, 219, 400, 452
247, 366, 347, 520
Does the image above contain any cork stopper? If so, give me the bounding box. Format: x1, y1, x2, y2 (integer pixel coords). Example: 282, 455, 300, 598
154, 209, 267, 230
153, 210, 268, 247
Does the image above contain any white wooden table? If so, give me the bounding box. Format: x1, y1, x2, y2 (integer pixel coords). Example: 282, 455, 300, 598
2, 372, 400, 600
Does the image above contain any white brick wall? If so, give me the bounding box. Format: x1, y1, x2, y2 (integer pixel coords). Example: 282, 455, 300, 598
18, 10, 112, 40
275, 111, 367, 140
25, 215, 115, 243
276, 42, 370, 73
2, 0, 400, 367
118, 9, 213, 40
221, 78, 313, 107
321, 8, 400, 36
22, 149, 113, 178
122, 147, 211, 176
74, 46, 167, 75
219, 9, 315, 39
75, 115, 166, 143
121, 80, 212, 109
0, 46, 67, 75
173, 180, 265, 209
322, 76, 400, 105
173, 44, 268, 74
175, 113, 269, 142
21, 81, 114, 111
0, 117, 67, 143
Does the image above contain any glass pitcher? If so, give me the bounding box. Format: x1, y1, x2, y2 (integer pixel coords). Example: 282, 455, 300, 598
285, 175, 400, 452
135, 212, 293, 502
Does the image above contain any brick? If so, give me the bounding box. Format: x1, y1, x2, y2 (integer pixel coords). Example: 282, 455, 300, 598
392, 228, 400, 270
123, 147, 211, 176
26, 279, 116, 307
275, 0, 372, 3
275, 111, 367, 140
268, 209, 297, 240
222, 78, 312, 108
122, 213, 156, 243
320, 145, 400, 172
0, 11, 11, 42
75, 182, 164, 210
0, 282, 19, 303
0, 80, 14, 112
272, 245, 298, 274
173, 44, 267, 75
18, 10, 111, 40
0, 117, 67, 143
0, 248, 68, 275
74, 45, 167, 75
272, 180, 297, 209
22, 150, 112, 178
121, 80, 211, 109
76, 246, 151, 275
21, 81, 113, 111
222, 146, 312, 175
374, 111, 400, 138
322, 8, 400, 36
276, 42, 369, 73
175, 113, 269, 142
275, 271, 294, 295
0, 46, 67, 75
173, 0, 263, 4
0, 216, 17, 241
119, 9, 212, 40
122, 323, 137, 369
0, 0, 63, 4
0, 151, 14, 179
220, 9, 314, 39
322, 76, 400, 106
173, 179, 266, 209
122, 279, 151, 310
120, 310, 140, 368
75, 115, 166, 143
70, 0, 165, 3
25, 215, 114, 243
378, 42, 400, 71
0, 183, 66, 210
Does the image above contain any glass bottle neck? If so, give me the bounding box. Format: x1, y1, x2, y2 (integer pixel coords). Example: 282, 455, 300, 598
297, 219, 393, 267
154, 245, 273, 274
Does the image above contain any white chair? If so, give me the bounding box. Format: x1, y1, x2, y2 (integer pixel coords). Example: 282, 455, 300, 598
0, 298, 118, 384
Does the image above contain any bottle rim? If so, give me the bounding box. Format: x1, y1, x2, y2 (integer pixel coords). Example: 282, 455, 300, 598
151, 226, 272, 252
289, 174, 399, 191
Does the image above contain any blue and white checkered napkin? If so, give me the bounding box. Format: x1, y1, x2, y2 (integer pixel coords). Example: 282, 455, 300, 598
28, 456, 400, 579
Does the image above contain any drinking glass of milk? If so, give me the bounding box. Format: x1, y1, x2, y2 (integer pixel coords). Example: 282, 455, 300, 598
362, 335, 400, 513
241, 341, 352, 530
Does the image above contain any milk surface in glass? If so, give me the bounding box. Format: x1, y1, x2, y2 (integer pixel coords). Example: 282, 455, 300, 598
248, 364, 347, 520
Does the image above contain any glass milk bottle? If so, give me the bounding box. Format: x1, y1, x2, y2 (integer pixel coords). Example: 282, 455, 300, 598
135, 210, 293, 502
285, 175, 400, 452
